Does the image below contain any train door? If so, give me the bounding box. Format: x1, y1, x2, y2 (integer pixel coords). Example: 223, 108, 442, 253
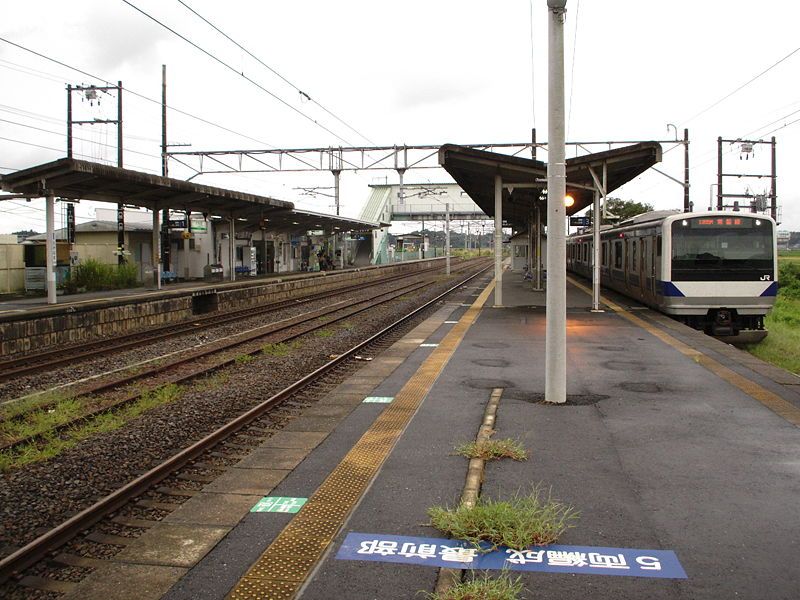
638, 238, 646, 301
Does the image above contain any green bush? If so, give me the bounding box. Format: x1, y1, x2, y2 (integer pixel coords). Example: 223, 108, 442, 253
778, 261, 800, 299
67, 258, 141, 292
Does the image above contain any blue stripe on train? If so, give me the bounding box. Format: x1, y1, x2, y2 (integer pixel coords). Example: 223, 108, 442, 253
657, 281, 685, 297
760, 282, 778, 297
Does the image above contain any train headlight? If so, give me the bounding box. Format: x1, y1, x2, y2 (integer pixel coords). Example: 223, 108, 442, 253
755, 219, 762, 226
681, 220, 688, 226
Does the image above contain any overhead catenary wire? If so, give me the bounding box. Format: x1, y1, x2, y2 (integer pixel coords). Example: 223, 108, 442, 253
175, 0, 376, 146
529, 0, 536, 129
682, 44, 800, 125
0, 35, 277, 149
0, 135, 160, 174
120, 0, 355, 146
566, 0, 580, 139
0, 118, 163, 160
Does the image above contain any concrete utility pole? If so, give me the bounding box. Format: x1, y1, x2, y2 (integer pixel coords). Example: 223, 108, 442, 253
161, 65, 170, 276
546, 0, 567, 404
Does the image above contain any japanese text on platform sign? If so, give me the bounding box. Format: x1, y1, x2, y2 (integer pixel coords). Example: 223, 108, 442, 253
336, 533, 687, 579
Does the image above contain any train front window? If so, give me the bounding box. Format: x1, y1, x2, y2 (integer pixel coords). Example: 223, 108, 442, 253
671, 217, 773, 280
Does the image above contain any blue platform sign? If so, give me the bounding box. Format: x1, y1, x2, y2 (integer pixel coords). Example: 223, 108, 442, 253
570, 216, 591, 227
336, 533, 687, 579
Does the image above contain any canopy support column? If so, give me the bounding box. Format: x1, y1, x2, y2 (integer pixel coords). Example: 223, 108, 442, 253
45, 191, 57, 305
534, 204, 543, 291
229, 218, 236, 282
445, 202, 451, 275
152, 206, 161, 290
494, 174, 503, 307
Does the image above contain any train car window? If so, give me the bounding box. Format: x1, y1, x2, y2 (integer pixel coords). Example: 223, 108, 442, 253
582, 243, 587, 263
656, 236, 662, 257
613, 241, 623, 269
631, 241, 637, 270
602, 242, 608, 266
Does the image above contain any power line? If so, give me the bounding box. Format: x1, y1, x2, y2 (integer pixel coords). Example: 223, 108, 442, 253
529, 0, 536, 129
567, 0, 580, 139
0, 135, 160, 174
0, 118, 163, 160
120, 0, 354, 145
682, 44, 800, 125
0, 102, 161, 144
176, 0, 376, 145
0, 35, 277, 149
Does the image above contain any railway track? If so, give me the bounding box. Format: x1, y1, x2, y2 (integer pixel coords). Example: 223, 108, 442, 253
0, 275, 437, 452
0, 259, 491, 587
0, 261, 461, 383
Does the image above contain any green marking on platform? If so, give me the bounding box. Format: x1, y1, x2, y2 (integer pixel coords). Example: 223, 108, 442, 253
251, 496, 308, 513
363, 396, 394, 404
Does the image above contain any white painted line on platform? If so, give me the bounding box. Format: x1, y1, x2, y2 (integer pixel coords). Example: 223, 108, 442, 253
444, 321, 459, 324
420, 343, 439, 347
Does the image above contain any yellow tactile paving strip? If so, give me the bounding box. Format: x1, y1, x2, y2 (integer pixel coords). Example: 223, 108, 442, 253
568, 276, 800, 427
227, 279, 496, 600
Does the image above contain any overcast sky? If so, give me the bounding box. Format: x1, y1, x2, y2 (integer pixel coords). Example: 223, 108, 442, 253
2, 0, 799, 234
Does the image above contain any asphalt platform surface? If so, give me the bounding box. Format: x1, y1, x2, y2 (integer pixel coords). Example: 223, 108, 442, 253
165, 272, 800, 600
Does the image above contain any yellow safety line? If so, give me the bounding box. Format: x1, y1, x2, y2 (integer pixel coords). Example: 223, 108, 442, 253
228, 280, 496, 599
568, 275, 800, 427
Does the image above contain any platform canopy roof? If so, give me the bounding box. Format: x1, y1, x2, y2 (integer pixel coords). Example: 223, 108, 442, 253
0, 158, 383, 234
438, 142, 662, 229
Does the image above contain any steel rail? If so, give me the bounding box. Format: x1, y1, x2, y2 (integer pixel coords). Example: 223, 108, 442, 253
0, 276, 439, 451
0, 262, 491, 584
0, 262, 458, 382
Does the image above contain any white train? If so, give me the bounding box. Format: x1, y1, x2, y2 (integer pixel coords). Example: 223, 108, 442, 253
567, 210, 778, 344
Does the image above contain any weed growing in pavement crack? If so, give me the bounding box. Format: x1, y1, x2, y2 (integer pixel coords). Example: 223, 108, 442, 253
422, 571, 524, 600
235, 354, 255, 364
454, 438, 528, 461
427, 485, 578, 550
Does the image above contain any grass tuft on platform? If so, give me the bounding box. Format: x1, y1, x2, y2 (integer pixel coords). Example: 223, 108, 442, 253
423, 571, 523, 600
455, 438, 528, 461
428, 486, 578, 550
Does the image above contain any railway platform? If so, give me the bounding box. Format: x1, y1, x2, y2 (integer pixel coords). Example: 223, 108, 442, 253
64, 270, 800, 600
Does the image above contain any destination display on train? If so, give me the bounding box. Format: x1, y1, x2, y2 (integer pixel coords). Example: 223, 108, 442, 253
689, 217, 754, 228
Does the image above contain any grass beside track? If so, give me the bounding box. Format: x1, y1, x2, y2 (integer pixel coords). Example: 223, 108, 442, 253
0, 384, 183, 471
746, 252, 800, 375
747, 295, 800, 374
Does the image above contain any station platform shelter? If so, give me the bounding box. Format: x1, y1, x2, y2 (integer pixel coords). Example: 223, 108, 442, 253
0, 158, 385, 303
61, 267, 800, 600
